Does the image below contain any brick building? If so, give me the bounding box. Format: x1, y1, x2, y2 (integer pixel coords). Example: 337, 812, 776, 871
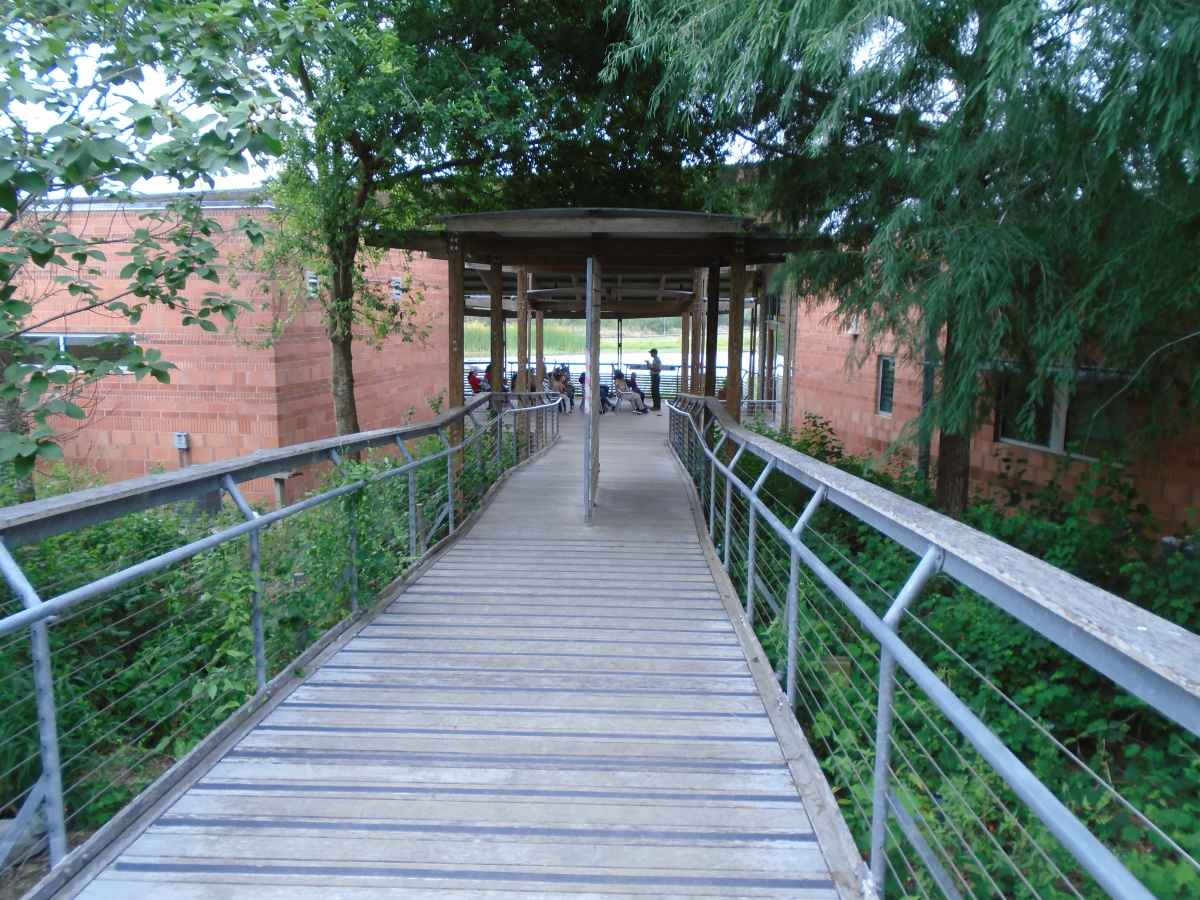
784, 302, 1199, 530
20, 193, 450, 503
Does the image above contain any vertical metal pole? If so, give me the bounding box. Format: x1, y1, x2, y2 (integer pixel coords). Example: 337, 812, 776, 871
0, 540, 68, 865
744, 460, 776, 624
396, 436, 418, 558
708, 435, 724, 538
785, 486, 827, 706
347, 493, 359, 614
722, 445, 745, 568
495, 404, 504, 469
869, 546, 944, 889
328, 449, 358, 614
221, 476, 266, 692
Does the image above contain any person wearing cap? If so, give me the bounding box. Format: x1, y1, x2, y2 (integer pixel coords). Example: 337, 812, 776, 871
647, 348, 663, 411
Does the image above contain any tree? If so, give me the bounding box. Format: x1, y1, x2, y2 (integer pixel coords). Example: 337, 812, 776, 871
253, 0, 724, 435
1, 0, 282, 490
612, 0, 1200, 515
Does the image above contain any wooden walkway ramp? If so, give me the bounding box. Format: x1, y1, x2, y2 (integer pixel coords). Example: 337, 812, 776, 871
71, 411, 857, 899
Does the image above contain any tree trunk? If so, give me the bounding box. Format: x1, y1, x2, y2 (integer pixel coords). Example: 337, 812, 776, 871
934, 319, 969, 515
330, 331, 360, 435
935, 431, 970, 515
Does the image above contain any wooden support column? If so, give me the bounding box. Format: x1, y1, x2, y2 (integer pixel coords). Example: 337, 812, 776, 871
704, 264, 720, 397
516, 267, 529, 392
780, 292, 796, 433
725, 252, 746, 421
757, 270, 771, 400
680, 310, 690, 398
535, 310, 545, 385
691, 269, 704, 393
488, 261, 504, 390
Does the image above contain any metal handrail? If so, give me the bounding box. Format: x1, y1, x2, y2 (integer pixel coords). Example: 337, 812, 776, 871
0, 392, 561, 874
668, 394, 1200, 900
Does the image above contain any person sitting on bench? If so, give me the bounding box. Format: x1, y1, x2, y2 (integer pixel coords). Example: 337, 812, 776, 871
613, 372, 648, 414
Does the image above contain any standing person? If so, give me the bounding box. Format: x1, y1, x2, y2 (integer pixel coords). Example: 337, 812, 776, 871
648, 348, 663, 412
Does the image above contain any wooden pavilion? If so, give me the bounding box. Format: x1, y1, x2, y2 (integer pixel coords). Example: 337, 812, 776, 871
374, 208, 801, 519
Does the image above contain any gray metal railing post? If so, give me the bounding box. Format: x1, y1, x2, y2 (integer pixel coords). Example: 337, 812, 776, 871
786, 486, 827, 706
395, 437, 418, 558
0, 539, 68, 865
494, 402, 503, 468
708, 435, 725, 538
869, 545, 944, 891
723, 445, 745, 568
437, 428, 455, 535
744, 459, 776, 625
221, 476, 266, 692
327, 449, 358, 614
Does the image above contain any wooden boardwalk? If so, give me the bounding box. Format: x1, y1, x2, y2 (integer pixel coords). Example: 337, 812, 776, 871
70, 410, 857, 899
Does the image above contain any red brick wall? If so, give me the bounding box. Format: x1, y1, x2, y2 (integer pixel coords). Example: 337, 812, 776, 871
787, 300, 1200, 531
18, 203, 450, 505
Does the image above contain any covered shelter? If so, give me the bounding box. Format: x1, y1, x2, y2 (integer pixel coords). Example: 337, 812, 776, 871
374, 208, 800, 521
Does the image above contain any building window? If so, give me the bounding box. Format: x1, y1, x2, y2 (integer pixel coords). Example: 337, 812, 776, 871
305, 270, 319, 298
877, 355, 895, 415
20, 333, 136, 369
389, 277, 406, 301
996, 373, 1128, 459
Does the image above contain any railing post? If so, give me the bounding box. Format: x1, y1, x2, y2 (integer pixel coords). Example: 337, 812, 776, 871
0, 539, 68, 866
395, 436, 418, 557
723, 445, 745, 568
708, 435, 725, 539
437, 427, 455, 535
328, 449, 358, 614
221, 476, 266, 692
786, 485, 827, 706
744, 459, 776, 625
869, 545, 944, 891
494, 400, 503, 469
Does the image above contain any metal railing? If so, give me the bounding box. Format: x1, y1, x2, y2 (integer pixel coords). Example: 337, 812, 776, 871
669, 394, 1200, 900
0, 392, 560, 887
740, 398, 780, 424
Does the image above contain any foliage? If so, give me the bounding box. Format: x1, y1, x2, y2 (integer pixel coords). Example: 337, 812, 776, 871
613, 0, 1200, 511
0, 409, 519, 847
712, 412, 1200, 896
251, 0, 725, 434
0, 0, 282, 478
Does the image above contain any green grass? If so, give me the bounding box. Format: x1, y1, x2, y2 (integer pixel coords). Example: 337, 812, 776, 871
464, 319, 728, 357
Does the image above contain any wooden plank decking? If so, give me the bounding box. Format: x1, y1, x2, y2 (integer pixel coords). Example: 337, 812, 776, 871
69, 409, 857, 899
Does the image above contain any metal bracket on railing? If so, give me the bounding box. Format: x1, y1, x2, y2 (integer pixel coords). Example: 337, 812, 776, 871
0, 538, 68, 867
436, 427, 455, 534
723, 444, 746, 568
221, 476, 267, 692
324, 448, 359, 613
0, 775, 47, 871
708, 435, 727, 539
783, 485, 828, 706
886, 788, 964, 900
744, 458, 777, 625
394, 437, 418, 557
868, 544, 945, 889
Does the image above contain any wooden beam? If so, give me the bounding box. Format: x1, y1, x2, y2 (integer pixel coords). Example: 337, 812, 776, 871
488, 261, 504, 389
704, 264, 720, 396
725, 253, 746, 421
